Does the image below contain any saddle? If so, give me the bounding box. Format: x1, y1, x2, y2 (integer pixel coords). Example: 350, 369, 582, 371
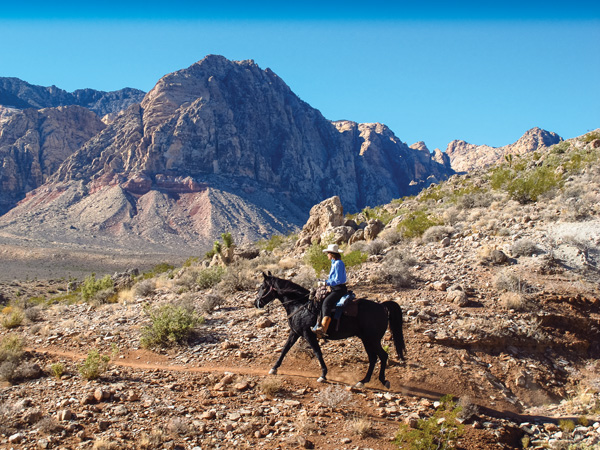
333, 291, 358, 319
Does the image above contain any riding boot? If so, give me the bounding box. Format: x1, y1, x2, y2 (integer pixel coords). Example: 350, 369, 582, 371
313, 316, 332, 338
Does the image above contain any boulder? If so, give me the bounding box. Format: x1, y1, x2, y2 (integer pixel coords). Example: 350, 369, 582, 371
363, 219, 385, 241
296, 196, 344, 246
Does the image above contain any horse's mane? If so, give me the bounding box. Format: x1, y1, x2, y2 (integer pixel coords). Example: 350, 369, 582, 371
270, 276, 310, 299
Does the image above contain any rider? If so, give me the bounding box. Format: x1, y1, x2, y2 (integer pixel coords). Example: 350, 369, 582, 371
312, 243, 347, 337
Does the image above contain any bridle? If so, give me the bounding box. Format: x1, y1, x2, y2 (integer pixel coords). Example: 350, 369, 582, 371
257, 283, 275, 305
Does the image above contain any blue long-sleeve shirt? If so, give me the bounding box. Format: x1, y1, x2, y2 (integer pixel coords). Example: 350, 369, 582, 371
326, 259, 347, 287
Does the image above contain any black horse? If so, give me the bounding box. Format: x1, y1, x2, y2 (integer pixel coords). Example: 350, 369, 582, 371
255, 272, 405, 388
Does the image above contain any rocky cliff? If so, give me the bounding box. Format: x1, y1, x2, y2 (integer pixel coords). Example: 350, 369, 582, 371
0, 55, 454, 253
0, 77, 145, 118
0, 106, 106, 214
446, 127, 562, 172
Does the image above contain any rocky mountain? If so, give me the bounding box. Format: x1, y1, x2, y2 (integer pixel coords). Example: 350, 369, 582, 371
0, 106, 106, 214
0, 77, 145, 118
0, 55, 454, 254
445, 127, 562, 172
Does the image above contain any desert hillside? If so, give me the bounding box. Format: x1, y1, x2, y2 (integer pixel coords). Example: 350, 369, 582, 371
0, 130, 599, 449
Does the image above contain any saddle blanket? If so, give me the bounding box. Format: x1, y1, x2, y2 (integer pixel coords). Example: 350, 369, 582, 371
334, 292, 358, 319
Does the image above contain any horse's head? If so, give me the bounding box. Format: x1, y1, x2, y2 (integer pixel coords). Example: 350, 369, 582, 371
255, 271, 277, 308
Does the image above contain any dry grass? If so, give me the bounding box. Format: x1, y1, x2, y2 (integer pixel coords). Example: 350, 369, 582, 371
259, 377, 283, 398
498, 292, 528, 311
347, 417, 376, 437
316, 385, 352, 409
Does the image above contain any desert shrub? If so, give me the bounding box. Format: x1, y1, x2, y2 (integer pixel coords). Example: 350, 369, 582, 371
347, 417, 376, 438
379, 229, 404, 246
499, 292, 528, 311
343, 249, 369, 268
494, 269, 530, 293
92, 439, 120, 450
134, 279, 156, 297
456, 396, 479, 421
582, 130, 600, 143
305, 243, 330, 277
491, 165, 562, 204
397, 210, 443, 238
139, 430, 166, 449
395, 394, 464, 450
50, 362, 65, 379
291, 265, 318, 288
385, 248, 418, 267
197, 293, 224, 314
79, 349, 111, 380
81, 274, 114, 302
24, 305, 43, 322
365, 239, 387, 256
91, 287, 117, 305
1, 306, 24, 329
218, 260, 257, 293
140, 303, 202, 348
379, 262, 414, 288
196, 266, 225, 290
258, 234, 286, 252
0, 360, 19, 383
422, 225, 454, 243
259, 378, 283, 397
0, 334, 24, 365
511, 239, 541, 257
559, 419, 575, 432
356, 206, 395, 225
316, 385, 352, 409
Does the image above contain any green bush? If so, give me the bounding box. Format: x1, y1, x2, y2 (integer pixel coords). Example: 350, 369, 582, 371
0, 334, 23, 363
140, 303, 203, 349
343, 250, 368, 268
196, 266, 225, 289
304, 243, 330, 276
257, 234, 286, 252
81, 274, 114, 302
50, 363, 65, 379
490, 164, 562, 204
395, 395, 464, 450
1, 306, 24, 329
507, 165, 562, 204
582, 130, 600, 143
78, 349, 111, 380
397, 210, 443, 238
221, 232, 234, 248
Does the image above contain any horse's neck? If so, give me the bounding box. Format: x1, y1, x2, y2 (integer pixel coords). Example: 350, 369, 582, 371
276, 293, 305, 315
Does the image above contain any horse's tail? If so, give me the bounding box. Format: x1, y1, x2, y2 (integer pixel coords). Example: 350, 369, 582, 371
383, 301, 406, 360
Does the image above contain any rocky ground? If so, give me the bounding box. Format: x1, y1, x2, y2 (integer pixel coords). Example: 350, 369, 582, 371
1, 134, 599, 450
1, 217, 599, 449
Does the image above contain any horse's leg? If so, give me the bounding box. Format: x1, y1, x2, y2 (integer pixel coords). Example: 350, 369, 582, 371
356, 339, 378, 388
303, 331, 328, 382
375, 342, 390, 389
269, 331, 300, 375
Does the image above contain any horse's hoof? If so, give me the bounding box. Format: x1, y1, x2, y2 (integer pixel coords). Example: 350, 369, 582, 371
317, 377, 326, 383
383, 380, 391, 389
355, 382, 364, 389
269, 368, 277, 375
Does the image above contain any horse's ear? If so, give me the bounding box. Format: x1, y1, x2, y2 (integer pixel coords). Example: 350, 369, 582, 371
262, 271, 268, 279
267, 271, 272, 277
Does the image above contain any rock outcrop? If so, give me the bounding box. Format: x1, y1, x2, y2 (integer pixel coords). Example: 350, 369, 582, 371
0, 77, 145, 117
0, 106, 106, 214
446, 127, 562, 172
0, 55, 454, 253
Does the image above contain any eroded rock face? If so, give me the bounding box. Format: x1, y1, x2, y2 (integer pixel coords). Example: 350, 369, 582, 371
0, 55, 454, 253
0, 77, 145, 117
446, 127, 562, 173
296, 196, 345, 246
0, 106, 105, 214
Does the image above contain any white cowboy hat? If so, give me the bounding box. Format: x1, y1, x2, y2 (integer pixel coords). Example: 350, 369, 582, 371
322, 244, 343, 254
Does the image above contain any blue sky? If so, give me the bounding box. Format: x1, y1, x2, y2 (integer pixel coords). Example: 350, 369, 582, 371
1, 1, 599, 150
